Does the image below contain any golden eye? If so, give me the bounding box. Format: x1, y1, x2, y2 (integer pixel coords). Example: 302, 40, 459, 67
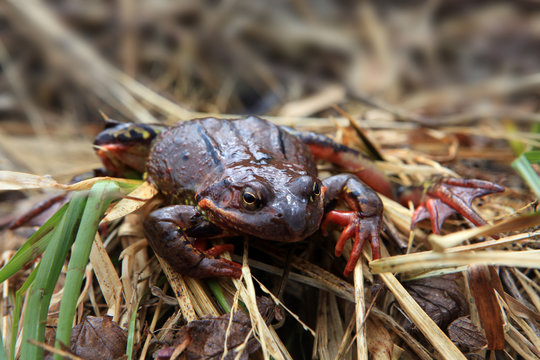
313, 182, 320, 196
242, 188, 260, 210
310, 182, 321, 202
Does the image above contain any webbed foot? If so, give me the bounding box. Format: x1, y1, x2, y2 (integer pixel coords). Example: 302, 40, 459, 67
409, 178, 504, 234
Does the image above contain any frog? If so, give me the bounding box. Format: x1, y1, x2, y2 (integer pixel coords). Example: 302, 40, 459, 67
94, 116, 503, 278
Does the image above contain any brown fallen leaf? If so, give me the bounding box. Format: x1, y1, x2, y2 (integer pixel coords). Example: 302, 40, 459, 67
401, 275, 468, 333
447, 316, 487, 353
154, 311, 258, 360
70, 316, 127, 360
154, 297, 278, 360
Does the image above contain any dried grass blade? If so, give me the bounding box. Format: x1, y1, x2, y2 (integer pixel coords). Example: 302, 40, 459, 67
506, 324, 539, 360
429, 211, 540, 250
370, 250, 540, 274
156, 256, 197, 322
253, 277, 315, 336
378, 273, 466, 360
184, 277, 219, 317
354, 262, 367, 360
291, 257, 355, 302
236, 244, 286, 359
89, 233, 123, 317
513, 269, 540, 312
0, 171, 58, 190
0, 171, 140, 191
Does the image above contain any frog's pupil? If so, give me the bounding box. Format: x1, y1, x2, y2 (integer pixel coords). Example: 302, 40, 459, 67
243, 192, 256, 204
313, 182, 320, 196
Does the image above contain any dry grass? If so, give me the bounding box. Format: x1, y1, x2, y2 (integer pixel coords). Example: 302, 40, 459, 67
1, 0, 540, 359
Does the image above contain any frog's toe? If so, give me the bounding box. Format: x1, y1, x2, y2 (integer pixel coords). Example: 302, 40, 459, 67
191, 257, 242, 278
411, 178, 504, 234
322, 210, 382, 277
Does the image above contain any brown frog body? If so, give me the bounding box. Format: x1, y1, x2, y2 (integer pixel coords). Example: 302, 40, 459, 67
146, 117, 327, 241
94, 116, 503, 278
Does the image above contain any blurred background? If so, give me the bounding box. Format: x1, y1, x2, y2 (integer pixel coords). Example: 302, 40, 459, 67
1, 1, 539, 174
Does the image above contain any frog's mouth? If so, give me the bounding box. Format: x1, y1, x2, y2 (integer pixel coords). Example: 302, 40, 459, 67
197, 198, 318, 241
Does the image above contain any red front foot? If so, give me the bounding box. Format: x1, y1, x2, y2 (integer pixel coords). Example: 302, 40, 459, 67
322, 210, 382, 277
197, 257, 242, 279
410, 178, 504, 234
193, 241, 242, 278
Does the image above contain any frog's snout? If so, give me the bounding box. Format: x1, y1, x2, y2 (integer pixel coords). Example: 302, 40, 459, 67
272, 204, 312, 239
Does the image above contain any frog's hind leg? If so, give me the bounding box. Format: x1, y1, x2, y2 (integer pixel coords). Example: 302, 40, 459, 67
291, 127, 504, 235
94, 121, 167, 177
144, 205, 242, 278
407, 178, 504, 234
283, 126, 394, 198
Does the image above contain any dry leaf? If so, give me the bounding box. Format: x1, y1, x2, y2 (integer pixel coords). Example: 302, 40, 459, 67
447, 316, 487, 353
70, 316, 127, 360
154, 311, 259, 360
401, 275, 468, 332
153, 297, 277, 360
102, 181, 158, 223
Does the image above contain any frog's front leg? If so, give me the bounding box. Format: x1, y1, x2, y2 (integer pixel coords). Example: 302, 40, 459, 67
321, 174, 383, 277
144, 205, 242, 278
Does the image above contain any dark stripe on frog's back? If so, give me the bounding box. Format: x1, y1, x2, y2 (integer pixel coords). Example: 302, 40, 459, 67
227, 116, 315, 169
145, 117, 317, 202
146, 119, 225, 200
201, 116, 317, 171
195, 120, 223, 170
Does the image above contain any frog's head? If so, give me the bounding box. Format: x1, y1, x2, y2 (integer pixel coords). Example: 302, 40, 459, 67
196, 164, 326, 242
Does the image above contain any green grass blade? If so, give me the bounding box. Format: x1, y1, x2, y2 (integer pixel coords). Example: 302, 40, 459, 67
54, 181, 120, 357
9, 264, 39, 360
504, 121, 526, 155
512, 154, 540, 198
523, 150, 540, 163
0, 335, 7, 360
0, 203, 67, 283
126, 298, 141, 360
207, 279, 231, 313
20, 192, 87, 359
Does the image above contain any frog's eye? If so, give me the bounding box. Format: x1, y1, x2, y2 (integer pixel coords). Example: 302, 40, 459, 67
310, 182, 321, 201
313, 182, 321, 196
242, 188, 261, 210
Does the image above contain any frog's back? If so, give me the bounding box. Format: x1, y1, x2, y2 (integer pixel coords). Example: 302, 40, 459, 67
146, 116, 316, 201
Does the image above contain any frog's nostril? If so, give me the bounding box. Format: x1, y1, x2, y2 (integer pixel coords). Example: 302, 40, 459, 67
276, 212, 283, 218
